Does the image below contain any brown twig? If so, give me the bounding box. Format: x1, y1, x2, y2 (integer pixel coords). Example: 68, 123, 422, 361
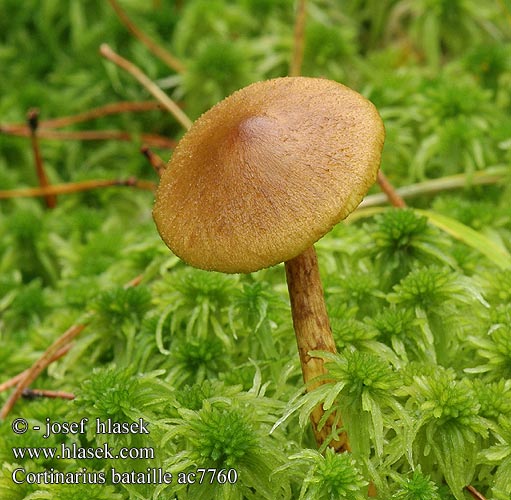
2, 101, 162, 132
27, 109, 57, 209
376, 170, 407, 208
22, 388, 75, 400
359, 168, 507, 209
367, 483, 377, 497
0, 275, 144, 419
1, 126, 176, 149
0, 345, 72, 393
290, 0, 307, 77
42, 100, 163, 128
141, 145, 166, 177
108, 0, 186, 73
465, 485, 487, 500
124, 273, 144, 288
100, 43, 193, 130
0, 178, 156, 200
0, 323, 88, 419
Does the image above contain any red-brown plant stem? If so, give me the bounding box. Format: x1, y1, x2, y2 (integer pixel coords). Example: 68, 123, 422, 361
1, 127, 176, 149
465, 485, 487, 500
0, 274, 144, 420
108, 0, 186, 73
0, 323, 88, 419
3, 101, 162, 132
100, 44, 193, 130
290, 0, 307, 77
0, 345, 72, 393
0, 178, 156, 200
42, 100, 162, 128
124, 274, 144, 288
358, 172, 405, 495
359, 169, 506, 209
22, 388, 75, 400
141, 145, 166, 176
377, 170, 407, 208
27, 109, 57, 209
285, 246, 350, 451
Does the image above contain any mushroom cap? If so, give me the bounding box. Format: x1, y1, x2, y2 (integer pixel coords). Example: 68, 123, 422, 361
153, 77, 385, 273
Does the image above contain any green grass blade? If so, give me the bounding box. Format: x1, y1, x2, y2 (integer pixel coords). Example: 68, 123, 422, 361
417, 209, 511, 269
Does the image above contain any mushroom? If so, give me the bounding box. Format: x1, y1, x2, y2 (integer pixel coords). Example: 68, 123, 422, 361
153, 76, 385, 449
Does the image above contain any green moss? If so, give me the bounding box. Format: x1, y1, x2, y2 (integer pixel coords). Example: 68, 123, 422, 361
392, 469, 440, 500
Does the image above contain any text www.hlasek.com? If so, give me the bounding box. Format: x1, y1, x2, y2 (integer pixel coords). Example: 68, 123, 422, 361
12, 442, 154, 461
10, 417, 239, 486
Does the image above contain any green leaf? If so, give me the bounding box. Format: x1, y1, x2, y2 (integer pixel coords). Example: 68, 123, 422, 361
417, 209, 511, 269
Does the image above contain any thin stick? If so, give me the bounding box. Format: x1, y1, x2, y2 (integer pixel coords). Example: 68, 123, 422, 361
376, 170, 406, 208
124, 273, 144, 288
359, 168, 507, 208
2, 101, 162, 132
290, 0, 307, 77
1, 127, 176, 149
141, 145, 166, 177
0, 275, 144, 419
28, 109, 57, 209
0, 178, 156, 200
0, 345, 72, 393
100, 43, 193, 130
108, 0, 185, 73
22, 388, 75, 400
41, 100, 162, 128
465, 485, 487, 500
0, 323, 88, 419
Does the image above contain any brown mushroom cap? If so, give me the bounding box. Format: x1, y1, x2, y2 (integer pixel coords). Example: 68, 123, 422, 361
153, 77, 385, 273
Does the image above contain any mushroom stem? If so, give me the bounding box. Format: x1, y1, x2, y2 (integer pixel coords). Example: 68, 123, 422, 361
285, 245, 350, 451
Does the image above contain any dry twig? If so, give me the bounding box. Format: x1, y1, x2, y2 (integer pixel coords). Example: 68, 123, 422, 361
360, 168, 506, 208
108, 0, 186, 73
22, 388, 75, 400
141, 145, 166, 177
0, 275, 144, 419
100, 43, 192, 130
0, 345, 72, 393
27, 108, 57, 209
465, 485, 487, 500
3, 101, 162, 132
376, 170, 407, 208
290, 0, 307, 77
0, 323, 88, 419
0, 178, 156, 200
2, 126, 176, 149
